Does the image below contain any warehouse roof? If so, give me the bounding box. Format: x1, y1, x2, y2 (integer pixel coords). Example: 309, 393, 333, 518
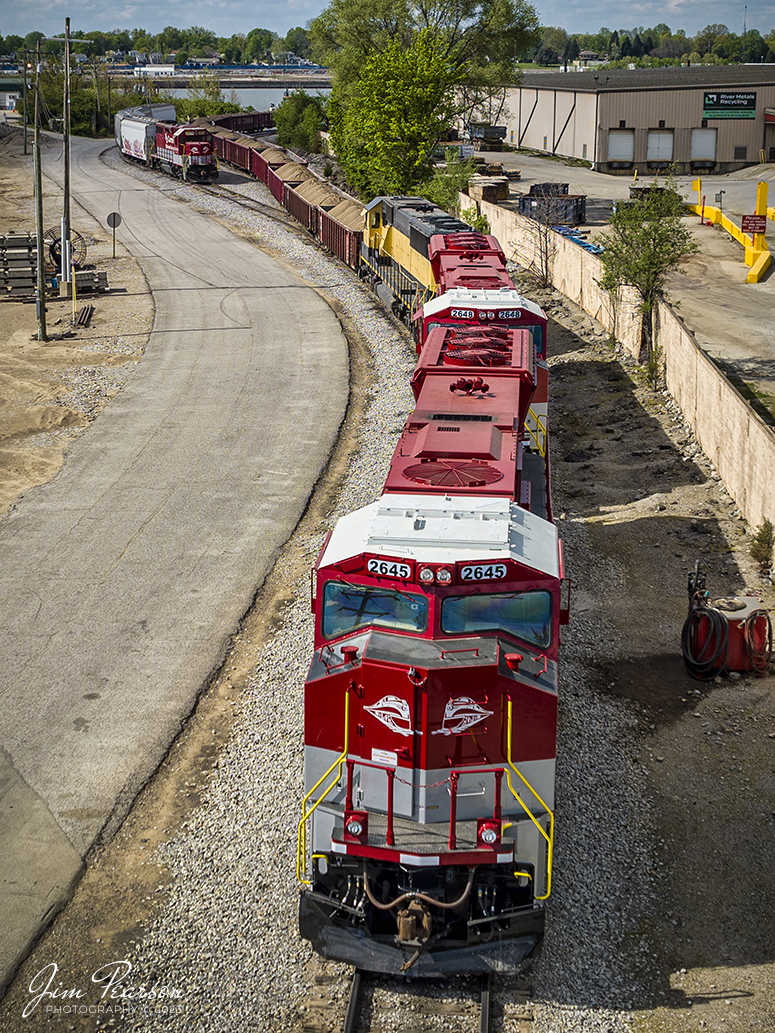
521, 65, 775, 93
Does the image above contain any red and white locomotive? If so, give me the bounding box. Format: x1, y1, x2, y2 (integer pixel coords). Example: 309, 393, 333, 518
299, 200, 569, 974
114, 105, 219, 182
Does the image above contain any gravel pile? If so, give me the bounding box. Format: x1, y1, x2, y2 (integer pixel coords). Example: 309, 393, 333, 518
97, 150, 649, 1032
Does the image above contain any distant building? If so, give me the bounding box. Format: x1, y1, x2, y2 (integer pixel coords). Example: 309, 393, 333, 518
506, 65, 775, 174
135, 64, 175, 77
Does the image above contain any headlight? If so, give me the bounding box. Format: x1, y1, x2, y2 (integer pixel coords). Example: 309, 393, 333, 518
480, 827, 498, 845
418, 567, 434, 583
436, 568, 452, 584
346, 820, 363, 837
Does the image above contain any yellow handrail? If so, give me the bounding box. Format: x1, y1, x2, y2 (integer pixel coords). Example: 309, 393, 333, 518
504, 699, 554, 900
525, 407, 547, 457
296, 691, 351, 884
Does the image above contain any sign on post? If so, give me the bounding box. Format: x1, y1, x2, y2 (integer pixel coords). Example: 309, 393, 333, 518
741, 215, 767, 235
106, 211, 122, 258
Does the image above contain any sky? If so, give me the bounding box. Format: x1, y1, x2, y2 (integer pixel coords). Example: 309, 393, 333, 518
0, 0, 773, 41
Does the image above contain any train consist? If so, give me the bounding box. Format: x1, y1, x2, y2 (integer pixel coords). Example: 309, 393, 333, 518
114, 104, 220, 181
118, 111, 568, 972
296, 203, 567, 974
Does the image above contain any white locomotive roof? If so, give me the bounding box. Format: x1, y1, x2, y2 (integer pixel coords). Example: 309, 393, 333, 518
423, 287, 545, 321
321, 493, 559, 579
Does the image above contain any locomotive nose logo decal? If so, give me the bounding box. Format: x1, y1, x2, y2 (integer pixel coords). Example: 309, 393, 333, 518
364, 695, 422, 737
432, 697, 493, 736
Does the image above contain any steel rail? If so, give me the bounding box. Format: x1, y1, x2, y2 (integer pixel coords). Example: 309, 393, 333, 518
341, 970, 495, 1032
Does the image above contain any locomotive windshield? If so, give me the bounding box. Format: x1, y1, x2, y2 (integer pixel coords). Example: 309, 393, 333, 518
323, 581, 428, 638
441, 590, 552, 647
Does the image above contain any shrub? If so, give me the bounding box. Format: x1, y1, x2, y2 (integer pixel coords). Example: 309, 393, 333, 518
750, 518, 774, 572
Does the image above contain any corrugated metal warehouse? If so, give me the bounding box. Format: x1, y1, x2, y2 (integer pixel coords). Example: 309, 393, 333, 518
505, 66, 775, 175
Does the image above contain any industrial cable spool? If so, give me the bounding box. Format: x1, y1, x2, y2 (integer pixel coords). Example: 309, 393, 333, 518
42, 228, 87, 274
403, 460, 503, 488
681, 562, 773, 679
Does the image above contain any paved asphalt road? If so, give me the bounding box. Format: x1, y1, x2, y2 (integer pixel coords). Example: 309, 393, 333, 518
0, 139, 349, 989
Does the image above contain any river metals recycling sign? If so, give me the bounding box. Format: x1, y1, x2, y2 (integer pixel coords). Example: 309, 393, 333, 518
703, 92, 757, 118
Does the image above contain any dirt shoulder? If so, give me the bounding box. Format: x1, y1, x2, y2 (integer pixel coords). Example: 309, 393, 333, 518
0, 126, 152, 518
531, 278, 775, 1033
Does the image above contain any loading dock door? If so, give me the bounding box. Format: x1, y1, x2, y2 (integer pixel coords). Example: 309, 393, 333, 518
647, 130, 674, 161
607, 129, 634, 161
691, 128, 717, 160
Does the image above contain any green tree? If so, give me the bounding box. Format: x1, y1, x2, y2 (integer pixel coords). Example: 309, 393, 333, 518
2, 34, 24, 56
563, 36, 580, 67
421, 149, 479, 214
312, 0, 539, 97
245, 27, 277, 61
284, 27, 312, 59
181, 26, 217, 52
331, 30, 465, 196
274, 91, 326, 151
694, 23, 728, 54
157, 26, 184, 53
597, 187, 698, 361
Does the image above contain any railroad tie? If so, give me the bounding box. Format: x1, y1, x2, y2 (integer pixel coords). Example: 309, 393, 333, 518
76, 304, 94, 327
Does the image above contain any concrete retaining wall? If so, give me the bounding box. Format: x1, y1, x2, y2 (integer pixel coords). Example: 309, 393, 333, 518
466, 193, 775, 529
468, 195, 643, 356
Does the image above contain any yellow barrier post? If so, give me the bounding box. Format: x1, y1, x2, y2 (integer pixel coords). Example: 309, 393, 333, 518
754, 181, 769, 251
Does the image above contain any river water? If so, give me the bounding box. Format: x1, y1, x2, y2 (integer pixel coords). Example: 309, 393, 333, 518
164, 87, 331, 111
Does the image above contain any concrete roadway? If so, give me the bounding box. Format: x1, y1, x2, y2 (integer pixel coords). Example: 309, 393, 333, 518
0, 139, 348, 990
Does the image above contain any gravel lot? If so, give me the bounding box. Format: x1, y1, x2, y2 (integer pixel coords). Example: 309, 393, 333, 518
1, 146, 774, 1033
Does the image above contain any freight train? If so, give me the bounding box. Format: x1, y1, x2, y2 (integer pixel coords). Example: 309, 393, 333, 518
116, 110, 568, 973
297, 209, 567, 975
114, 104, 219, 181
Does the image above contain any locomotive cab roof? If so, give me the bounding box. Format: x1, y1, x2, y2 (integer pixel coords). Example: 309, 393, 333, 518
421, 286, 546, 322
319, 493, 559, 580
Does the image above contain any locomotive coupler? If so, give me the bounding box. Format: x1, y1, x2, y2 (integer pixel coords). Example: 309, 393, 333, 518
395, 899, 433, 946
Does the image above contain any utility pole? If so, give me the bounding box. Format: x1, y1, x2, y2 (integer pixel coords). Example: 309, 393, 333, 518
34, 41, 47, 342
61, 17, 72, 295
742, 6, 747, 64
22, 48, 28, 155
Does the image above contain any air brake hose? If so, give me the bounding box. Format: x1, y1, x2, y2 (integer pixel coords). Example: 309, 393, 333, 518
681, 600, 729, 680
744, 609, 773, 673
362, 867, 475, 911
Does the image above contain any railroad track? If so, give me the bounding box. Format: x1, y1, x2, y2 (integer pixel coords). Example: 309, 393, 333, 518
298, 961, 536, 1032
331, 969, 533, 1033
198, 181, 299, 227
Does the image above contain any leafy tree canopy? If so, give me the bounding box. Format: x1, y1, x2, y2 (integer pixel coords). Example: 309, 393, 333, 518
245, 27, 278, 61
283, 27, 312, 59
274, 90, 326, 151
330, 29, 466, 196
311, 0, 539, 95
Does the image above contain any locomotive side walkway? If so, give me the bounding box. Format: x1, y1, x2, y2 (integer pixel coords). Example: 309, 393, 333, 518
0, 137, 349, 991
